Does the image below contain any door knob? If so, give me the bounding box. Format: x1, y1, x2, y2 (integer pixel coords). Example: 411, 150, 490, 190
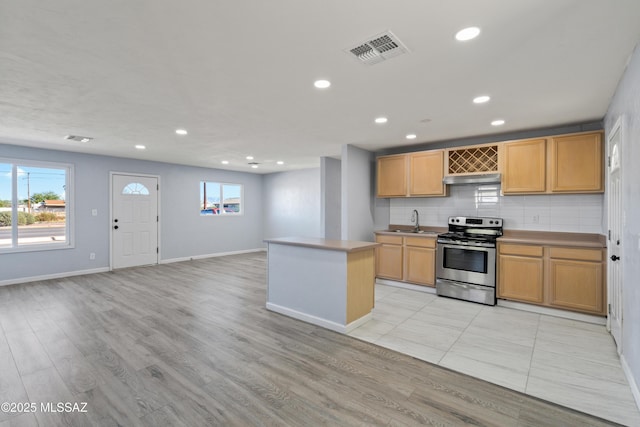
114, 225, 119, 230
610, 255, 620, 261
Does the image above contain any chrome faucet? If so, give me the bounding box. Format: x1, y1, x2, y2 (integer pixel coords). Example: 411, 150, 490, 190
411, 209, 420, 232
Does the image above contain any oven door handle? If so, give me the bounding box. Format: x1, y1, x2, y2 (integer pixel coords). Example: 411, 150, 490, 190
437, 243, 493, 252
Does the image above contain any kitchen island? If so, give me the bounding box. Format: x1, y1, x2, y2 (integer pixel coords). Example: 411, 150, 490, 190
264, 237, 379, 333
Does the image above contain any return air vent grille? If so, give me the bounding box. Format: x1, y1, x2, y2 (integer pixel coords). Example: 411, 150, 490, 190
64, 135, 93, 142
346, 31, 409, 65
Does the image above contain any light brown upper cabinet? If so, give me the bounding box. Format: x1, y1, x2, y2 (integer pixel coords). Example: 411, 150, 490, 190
377, 150, 446, 198
550, 132, 603, 193
502, 139, 546, 194
501, 131, 603, 195
377, 155, 407, 197
409, 150, 446, 196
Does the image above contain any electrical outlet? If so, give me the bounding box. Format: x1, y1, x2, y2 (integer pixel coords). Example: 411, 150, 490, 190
532, 215, 539, 224
89, 252, 96, 260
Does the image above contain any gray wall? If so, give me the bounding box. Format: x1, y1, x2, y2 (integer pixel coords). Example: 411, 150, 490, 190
0, 143, 263, 282
261, 168, 321, 239
320, 156, 341, 239
604, 44, 640, 401
341, 145, 375, 242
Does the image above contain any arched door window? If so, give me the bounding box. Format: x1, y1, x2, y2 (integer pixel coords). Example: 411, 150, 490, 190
122, 182, 150, 195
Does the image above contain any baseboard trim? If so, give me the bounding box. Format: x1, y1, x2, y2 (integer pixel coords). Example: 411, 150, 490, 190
160, 248, 265, 264
1, 248, 266, 287
0, 267, 110, 287
375, 278, 437, 294
621, 354, 640, 413
345, 313, 373, 333
266, 302, 370, 334
497, 299, 606, 325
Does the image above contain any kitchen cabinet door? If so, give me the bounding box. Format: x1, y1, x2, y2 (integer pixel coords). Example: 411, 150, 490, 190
549, 132, 603, 193
498, 255, 544, 303
375, 235, 403, 280
549, 259, 604, 314
409, 150, 446, 196
404, 246, 436, 286
502, 139, 546, 194
377, 155, 407, 197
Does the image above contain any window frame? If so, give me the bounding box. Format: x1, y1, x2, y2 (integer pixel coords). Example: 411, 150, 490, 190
199, 181, 243, 216
0, 157, 74, 254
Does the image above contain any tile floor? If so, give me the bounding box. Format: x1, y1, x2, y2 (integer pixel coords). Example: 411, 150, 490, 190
349, 284, 640, 426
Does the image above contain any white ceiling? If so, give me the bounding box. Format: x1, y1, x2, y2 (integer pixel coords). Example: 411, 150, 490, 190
1, 0, 640, 173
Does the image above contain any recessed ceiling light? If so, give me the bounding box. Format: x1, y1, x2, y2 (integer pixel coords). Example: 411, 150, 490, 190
375, 117, 388, 124
251, 165, 258, 169
314, 79, 331, 89
491, 119, 505, 126
276, 161, 284, 165
246, 156, 254, 160
221, 160, 229, 165
455, 26, 481, 41
135, 145, 146, 150
406, 134, 417, 140
175, 129, 188, 135
473, 95, 490, 104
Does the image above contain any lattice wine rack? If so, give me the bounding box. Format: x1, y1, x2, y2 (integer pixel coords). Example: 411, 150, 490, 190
447, 145, 499, 174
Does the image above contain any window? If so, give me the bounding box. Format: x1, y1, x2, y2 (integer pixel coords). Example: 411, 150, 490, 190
200, 182, 242, 215
0, 159, 73, 252
122, 182, 150, 195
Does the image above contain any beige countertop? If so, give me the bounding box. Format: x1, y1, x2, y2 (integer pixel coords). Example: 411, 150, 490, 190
264, 237, 380, 253
376, 225, 606, 248
498, 230, 606, 248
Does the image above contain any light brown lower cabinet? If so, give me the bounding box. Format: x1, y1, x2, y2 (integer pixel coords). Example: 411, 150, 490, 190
499, 255, 544, 303
497, 243, 605, 316
375, 234, 436, 287
375, 235, 403, 281
549, 247, 604, 313
403, 237, 436, 286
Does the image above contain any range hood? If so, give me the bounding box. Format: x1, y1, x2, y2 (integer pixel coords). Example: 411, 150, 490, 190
443, 173, 501, 185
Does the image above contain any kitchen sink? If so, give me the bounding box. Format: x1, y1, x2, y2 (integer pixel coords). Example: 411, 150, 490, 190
388, 229, 438, 234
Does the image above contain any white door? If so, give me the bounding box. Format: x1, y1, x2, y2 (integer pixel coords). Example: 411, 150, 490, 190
607, 119, 623, 351
111, 174, 159, 269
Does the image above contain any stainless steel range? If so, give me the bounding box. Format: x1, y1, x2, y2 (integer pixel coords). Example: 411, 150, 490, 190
436, 216, 503, 305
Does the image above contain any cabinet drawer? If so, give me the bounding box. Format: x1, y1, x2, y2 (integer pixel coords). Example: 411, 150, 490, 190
499, 244, 543, 257
549, 247, 602, 262
404, 236, 436, 248
376, 235, 403, 245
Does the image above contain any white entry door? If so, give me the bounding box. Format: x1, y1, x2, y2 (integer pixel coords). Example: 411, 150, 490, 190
111, 174, 159, 269
607, 119, 623, 351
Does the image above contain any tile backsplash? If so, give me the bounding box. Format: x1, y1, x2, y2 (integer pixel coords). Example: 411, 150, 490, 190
389, 184, 604, 234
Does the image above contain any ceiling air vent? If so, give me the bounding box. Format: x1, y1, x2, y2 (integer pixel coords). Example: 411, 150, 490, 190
64, 135, 93, 142
346, 31, 409, 65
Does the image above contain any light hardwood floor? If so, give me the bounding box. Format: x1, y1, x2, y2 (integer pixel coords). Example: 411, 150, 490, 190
0, 253, 620, 426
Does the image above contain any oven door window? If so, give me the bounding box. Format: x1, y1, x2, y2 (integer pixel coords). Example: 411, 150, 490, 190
443, 247, 488, 274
